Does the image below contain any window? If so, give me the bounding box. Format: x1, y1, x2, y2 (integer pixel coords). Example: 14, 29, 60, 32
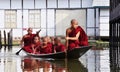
5, 10, 17, 28
28, 10, 41, 28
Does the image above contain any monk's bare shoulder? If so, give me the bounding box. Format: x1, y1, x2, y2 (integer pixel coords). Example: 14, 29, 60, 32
66, 27, 72, 33
23, 34, 29, 38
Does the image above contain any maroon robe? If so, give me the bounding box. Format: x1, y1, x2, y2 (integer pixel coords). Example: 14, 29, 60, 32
23, 34, 36, 46
68, 26, 88, 50
55, 44, 65, 52
23, 45, 33, 53
31, 41, 41, 54
40, 44, 52, 54
23, 34, 38, 53
48, 42, 53, 49
23, 41, 41, 53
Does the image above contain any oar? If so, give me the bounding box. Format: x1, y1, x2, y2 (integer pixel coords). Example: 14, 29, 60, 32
16, 48, 23, 55
16, 29, 41, 55
36, 29, 41, 35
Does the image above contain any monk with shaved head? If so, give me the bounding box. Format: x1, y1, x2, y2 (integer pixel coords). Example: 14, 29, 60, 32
54, 37, 66, 53
21, 27, 40, 53
66, 19, 88, 50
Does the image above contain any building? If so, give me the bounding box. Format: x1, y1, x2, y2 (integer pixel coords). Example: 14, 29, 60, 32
110, 0, 120, 71
0, 0, 109, 40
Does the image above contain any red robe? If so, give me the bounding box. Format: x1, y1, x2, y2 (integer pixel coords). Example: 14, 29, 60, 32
68, 26, 88, 50
48, 42, 53, 49
23, 34, 36, 46
23, 45, 33, 53
24, 41, 41, 53
55, 44, 65, 52
40, 44, 52, 54
31, 42, 41, 54
23, 34, 38, 53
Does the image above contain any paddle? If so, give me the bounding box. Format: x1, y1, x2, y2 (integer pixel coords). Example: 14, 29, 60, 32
15, 29, 41, 55
16, 48, 23, 55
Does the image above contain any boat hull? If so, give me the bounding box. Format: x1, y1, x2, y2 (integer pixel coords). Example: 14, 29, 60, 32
26, 46, 92, 59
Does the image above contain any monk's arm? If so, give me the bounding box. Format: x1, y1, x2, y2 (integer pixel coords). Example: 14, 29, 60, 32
65, 29, 70, 49
67, 32, 80, 40
66, 29, 69, 37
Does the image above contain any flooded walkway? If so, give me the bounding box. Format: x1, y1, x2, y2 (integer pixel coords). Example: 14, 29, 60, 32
0, 46, 110, 72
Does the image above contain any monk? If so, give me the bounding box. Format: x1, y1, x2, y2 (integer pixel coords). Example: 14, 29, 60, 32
20, 27, 40, 53
66, 19, 88, 50
46, 36, 53, 49
40, 37, 52, 54
31, 36, 41, 54
54, 37, 66, 53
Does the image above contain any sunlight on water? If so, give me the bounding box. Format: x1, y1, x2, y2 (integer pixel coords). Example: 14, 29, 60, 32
0, 46, 110, 72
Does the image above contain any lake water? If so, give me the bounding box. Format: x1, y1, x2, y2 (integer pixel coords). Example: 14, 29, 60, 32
0, 46, 110, 72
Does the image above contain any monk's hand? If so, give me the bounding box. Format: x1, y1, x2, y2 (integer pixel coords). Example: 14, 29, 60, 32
66, 37, 69, 40
64, 49, 67, 53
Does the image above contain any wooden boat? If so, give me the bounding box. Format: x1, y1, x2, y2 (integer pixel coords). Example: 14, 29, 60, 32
25, 46, 92, 59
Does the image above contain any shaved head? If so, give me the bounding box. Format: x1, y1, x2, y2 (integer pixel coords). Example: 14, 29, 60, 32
27, 27, 32, 31
70, 19, 78, 28
27, 27, 33, 34
71, 19, 77, 24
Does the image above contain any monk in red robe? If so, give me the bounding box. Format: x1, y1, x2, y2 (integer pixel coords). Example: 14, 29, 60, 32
66, 19, 88, 50
47, 36, 53, 50
20, 27, 40, 53
31, 36, 41, 54
40, 37, 52, 54
54, 37, 66, 53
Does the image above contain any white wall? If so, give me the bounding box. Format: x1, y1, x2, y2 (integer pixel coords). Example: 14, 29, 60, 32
56, 9, 86, 36
92, 0, 109, 7
35, 0, 46, 8
0, 0, 10, 9
11, 0, 21, 9
82, 0, 93, 8
0, 10, 4, 28
58, 0, 69, 8
23, 0, 34, 9
47, 0, 57, 8
87, 9, 95, 27
47, 9, 55, 36
17, 10, 22, 28
0, 0, 109, 37
70, 0, 81, 8
100, 8, 109, 36
0, 0, 109, 9
87, 9, 95, 36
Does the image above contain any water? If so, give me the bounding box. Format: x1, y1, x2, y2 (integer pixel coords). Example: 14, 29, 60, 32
0, 46, 110, 72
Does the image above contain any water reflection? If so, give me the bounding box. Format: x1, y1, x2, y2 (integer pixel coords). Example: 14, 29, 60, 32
0, 46, 110, 72
22, 58, 40, 72
21, 58, 87, 72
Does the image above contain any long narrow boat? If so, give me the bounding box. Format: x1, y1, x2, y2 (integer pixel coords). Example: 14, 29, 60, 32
25, 46, 92, 59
